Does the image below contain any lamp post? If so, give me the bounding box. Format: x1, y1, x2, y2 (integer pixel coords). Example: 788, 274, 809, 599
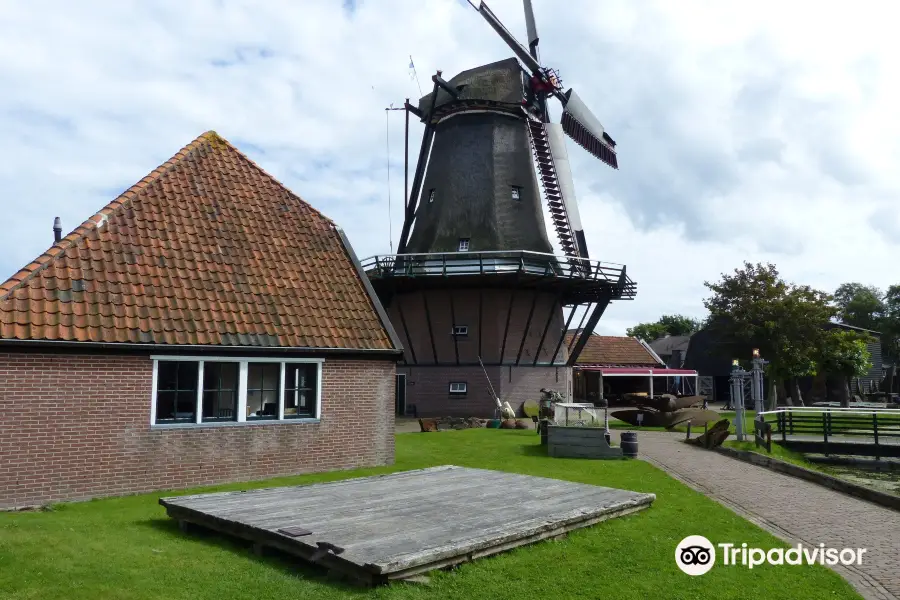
749, 348, 768, 415
729, 359, 748, 442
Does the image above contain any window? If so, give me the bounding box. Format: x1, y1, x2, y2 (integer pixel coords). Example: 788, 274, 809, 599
152, 357, 322, 426
155, 361, 198, 423
449, 382, 467, 395
458, 238, 470, 252
202, 362, 239, 422
452, 325, 468, 337
428, 189, 435, 203
285, 363, 317, 418
511, 186, 521, 200
247, 363, 280, 420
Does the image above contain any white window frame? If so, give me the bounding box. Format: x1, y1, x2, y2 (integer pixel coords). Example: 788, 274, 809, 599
458, 238, 470, 252
449, 382, 467, 394
452, 325, 468, 336
149, 356, 324, 428
511, 186, 521, 200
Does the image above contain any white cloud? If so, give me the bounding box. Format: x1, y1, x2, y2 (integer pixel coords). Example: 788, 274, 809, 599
1, 0, 898, 336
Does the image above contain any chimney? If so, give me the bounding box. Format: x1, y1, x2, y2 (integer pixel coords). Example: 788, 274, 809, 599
53, 217, 61, 243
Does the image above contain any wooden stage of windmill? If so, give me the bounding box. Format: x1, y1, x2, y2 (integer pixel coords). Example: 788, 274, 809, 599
362, 0, 636, 418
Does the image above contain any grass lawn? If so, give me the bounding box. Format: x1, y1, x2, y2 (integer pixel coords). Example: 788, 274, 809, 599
723, 439, 820, 470
723, 440, 900, 497
0, 430, 860, 600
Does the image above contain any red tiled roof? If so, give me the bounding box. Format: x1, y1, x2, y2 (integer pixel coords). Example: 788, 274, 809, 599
0, 131, 399, 351
566, 334, 662, 366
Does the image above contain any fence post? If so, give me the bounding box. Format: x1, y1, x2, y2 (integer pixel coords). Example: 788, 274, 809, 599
780, 411, 787, 442
873, 412, 879, 460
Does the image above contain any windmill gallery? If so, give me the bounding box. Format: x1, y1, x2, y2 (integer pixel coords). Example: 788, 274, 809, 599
362, 0, 635, 418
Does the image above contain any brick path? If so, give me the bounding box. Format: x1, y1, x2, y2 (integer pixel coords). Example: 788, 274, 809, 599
616, 430, 900, 600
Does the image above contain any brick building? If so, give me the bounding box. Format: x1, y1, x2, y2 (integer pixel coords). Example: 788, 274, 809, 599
0, 132, 403, 510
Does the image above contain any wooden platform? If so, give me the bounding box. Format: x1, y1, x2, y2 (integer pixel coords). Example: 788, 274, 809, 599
159, 465, 655, 584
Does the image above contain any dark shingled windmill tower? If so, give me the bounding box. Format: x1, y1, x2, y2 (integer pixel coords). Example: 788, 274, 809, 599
364, 0, 636, 418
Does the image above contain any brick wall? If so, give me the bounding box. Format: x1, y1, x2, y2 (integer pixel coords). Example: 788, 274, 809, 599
0, 352, 395, 510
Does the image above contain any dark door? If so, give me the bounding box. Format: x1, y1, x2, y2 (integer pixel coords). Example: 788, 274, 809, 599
395, 374, 407, 416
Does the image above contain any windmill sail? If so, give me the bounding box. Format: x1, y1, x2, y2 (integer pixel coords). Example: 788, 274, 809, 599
527, 119, 588, 260
561, 89, 618, 169
545, 122, 588, 259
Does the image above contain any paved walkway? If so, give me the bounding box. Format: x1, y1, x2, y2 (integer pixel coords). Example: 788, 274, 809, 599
615, 430, 900, 600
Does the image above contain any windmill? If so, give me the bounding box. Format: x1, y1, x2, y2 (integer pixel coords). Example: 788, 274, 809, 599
363, 0, 635, 419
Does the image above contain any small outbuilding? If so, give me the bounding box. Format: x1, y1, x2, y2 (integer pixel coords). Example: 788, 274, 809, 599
572, 335, 698, 404
0, 132, 403, 510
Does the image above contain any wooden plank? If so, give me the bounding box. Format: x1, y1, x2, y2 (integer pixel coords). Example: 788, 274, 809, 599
160, 465, 654, 583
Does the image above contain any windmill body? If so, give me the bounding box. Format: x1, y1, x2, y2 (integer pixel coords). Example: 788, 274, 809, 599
362, 1, 635, 418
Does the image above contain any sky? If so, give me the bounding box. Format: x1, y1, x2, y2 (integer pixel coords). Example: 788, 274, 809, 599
1, 0, 899, 335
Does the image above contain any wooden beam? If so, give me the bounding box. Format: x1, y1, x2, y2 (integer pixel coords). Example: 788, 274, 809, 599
449, 289, 460, 366
397, 76, 441, 254
568, 303, 593, 354
422, 291, 438, 364
395, 296, 417, 365
404, 97, 410, 216
566, 297, 611, 366
499, 290, 516, 365
551, 303, 580, 364
533, 296, 562, 366
478, 287, 484, 361
516, 291, 540, 366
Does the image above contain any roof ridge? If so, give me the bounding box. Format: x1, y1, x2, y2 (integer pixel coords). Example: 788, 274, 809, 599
0, 131, 223, 301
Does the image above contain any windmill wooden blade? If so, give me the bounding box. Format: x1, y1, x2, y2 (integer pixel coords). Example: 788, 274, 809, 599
474, 0, 542, 74
527, 120, 589, 260
523, 0, 539, 57
561, 88, 618, 169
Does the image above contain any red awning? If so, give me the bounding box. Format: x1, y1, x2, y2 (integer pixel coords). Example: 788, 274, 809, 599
576, 366, 698, 376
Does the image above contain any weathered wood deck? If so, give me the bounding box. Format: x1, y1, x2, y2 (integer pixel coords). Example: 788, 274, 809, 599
159, 465, 655, 585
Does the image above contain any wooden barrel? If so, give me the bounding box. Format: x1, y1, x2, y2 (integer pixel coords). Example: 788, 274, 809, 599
620, 431, 639, 458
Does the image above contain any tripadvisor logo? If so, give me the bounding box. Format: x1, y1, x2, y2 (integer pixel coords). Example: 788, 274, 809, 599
675, 536, 867, 575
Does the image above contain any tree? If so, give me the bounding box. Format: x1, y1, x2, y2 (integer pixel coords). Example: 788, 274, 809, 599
833, 282, 900, 393
703, 262, 837, 408
626, 322, 668, 342
833, 283, 884, 331
657, 314, 703, 336
882, 285, 900, 392
816, 330, 873, 407
626, 314, 702, 341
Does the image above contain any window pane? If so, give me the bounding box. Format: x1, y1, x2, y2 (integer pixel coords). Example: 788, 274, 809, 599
201, 362, 238, 422
157, 362, 178, 390
219, 362, 238, 390
204, 362, 219, 389
284, 363, 317, 419
156, 391, 176, 421
247, 363, 264, 390
175, 390, 197, 420
248, 363, 280, 420
176, 362, 198, 389
203, 390, 236, 421
154, 361, 198, 424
